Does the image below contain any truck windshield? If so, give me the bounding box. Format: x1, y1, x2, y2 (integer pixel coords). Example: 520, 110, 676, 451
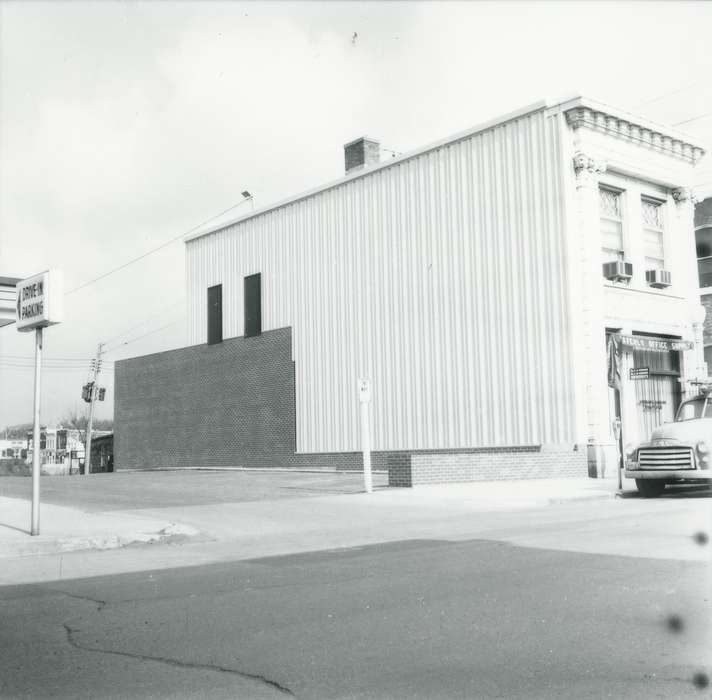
676, 396, 712, 421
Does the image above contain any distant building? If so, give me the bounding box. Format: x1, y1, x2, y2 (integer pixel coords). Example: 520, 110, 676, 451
116, 96, 706, 485
25, 427, 91, 475
90, 433, 114, 473
0, 439, 26, 460
0, 276, 20, 328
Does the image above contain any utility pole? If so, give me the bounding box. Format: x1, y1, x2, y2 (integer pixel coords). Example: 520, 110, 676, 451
84, 342, 104, 476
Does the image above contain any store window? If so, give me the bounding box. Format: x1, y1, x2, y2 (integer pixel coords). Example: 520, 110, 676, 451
641, 198, 665, 271
599, 187, 624, 263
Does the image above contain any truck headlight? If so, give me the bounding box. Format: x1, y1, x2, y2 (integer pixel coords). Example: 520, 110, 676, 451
696, 441, 709, 455
625, 444, 637, 459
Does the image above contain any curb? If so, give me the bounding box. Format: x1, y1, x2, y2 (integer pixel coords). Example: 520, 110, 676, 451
0, 522, 199, 559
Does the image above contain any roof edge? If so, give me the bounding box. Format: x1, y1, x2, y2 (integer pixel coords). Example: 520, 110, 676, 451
550, 95, 707, 153
184, 99, 547, 243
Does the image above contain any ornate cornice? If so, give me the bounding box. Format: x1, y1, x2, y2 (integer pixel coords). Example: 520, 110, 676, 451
565, 107, 705, 164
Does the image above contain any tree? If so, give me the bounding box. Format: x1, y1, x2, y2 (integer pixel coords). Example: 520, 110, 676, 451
58, 411, 113, 446
2, 423, 33, 440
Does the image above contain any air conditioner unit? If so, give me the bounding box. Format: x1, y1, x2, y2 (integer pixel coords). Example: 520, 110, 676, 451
602, 260, 633, 282
646, 269, 672, 288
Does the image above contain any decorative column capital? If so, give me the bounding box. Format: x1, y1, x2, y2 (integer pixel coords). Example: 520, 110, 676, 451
672, 187, 698, 204
573, 152, 606, 185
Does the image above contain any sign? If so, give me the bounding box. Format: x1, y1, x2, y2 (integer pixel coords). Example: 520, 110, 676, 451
15, 270, 63, 332
358, 378, 371, 403
615, 334, 693, 353
639, 399, 666, 410
629, 367, 650, 380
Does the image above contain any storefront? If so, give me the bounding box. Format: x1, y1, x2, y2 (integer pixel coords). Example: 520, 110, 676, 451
607, 333, 695, 470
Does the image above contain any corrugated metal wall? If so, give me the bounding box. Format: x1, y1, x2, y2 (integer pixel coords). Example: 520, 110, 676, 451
186, 108, 577, 453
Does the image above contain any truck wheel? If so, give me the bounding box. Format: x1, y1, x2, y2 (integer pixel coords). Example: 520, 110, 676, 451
635, 479, 666, 498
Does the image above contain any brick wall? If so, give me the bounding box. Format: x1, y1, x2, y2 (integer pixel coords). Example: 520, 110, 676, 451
115, 327, 588, 483
386, 446, 587, 486
117, 328, 298, 469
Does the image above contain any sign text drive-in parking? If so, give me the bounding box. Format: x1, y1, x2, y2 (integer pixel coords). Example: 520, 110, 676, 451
15, 270, 63, 332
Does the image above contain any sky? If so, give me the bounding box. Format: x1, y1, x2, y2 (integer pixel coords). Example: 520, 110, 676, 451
1, 0, 712, 430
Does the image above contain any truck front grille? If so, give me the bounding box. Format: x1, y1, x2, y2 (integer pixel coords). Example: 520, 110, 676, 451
638, 447, 693, 470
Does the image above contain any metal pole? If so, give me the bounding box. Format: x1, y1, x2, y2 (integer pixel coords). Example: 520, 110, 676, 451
360, 400, 373, 493
84, 343, 104, 476
31, 327, 43, 536
618, 451, 624, 491
359, 378, 373, 493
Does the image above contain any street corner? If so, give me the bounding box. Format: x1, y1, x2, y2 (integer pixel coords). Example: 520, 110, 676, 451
0, 496, 202, 558
1, 520, 202, 559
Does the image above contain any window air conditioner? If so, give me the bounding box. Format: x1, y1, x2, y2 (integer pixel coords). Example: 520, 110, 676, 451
602, 260, 633, 282
645, 269, 672, 288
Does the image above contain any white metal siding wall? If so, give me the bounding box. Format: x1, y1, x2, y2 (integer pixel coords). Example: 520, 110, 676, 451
186, 109, 576, 453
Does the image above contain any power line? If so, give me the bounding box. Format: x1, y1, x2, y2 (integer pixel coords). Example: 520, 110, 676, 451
0, 355, 104, 363
673, 112, 712, 127
0, 364, 95, 372
101, 300, 185, 346
65, 195, 254, 296
634, 81, 704, 108
104, 319, 182, 353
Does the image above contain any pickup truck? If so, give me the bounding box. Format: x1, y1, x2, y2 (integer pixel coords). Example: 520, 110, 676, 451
625, 392, 712, 497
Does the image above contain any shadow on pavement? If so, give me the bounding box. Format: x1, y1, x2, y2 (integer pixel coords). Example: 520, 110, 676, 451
0, 522, 31, 536
619, 484, 712, 499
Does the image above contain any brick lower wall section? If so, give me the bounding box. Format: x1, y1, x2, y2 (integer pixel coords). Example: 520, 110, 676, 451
115, 327, 588, 484
117, 328, 311, 470
386, 446, 588, 486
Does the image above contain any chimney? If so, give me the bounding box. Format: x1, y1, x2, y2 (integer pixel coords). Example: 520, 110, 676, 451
344, 136, 380, 173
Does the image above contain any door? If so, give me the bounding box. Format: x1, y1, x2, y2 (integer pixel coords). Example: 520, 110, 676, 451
633, 347, 681, 441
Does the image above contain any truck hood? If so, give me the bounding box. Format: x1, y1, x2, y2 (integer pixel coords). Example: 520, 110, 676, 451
647, 418, 712, 446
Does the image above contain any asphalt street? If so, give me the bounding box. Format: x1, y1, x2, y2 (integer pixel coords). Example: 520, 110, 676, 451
1, 471, 710, 700
1, 534, 710, 700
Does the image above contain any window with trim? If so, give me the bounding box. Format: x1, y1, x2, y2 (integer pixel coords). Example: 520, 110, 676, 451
599, 187, 624, 263
642, 198, 665, 271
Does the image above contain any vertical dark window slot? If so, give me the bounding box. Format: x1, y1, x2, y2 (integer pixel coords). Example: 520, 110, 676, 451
244, 273, 262, 337
207, 284, 223, 344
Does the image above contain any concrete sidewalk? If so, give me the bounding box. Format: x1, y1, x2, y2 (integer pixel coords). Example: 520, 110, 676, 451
0, 496, 198, 558
0, 477, 624, 559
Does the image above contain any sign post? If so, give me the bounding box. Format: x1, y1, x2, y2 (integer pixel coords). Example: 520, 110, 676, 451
358, 378, 373, 493
611, 418, 623, 491
31, 328, 42, 535
16, 270, 63, 536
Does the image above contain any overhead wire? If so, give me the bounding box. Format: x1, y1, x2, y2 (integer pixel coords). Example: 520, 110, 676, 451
634, 81, 704, 108
65, 196, 254, 296
101, 300, 185, 347
104, 318, 183, 353
673, 112, 712, 127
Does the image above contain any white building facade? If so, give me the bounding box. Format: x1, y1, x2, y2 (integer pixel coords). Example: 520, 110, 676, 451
118, 96, 706, 484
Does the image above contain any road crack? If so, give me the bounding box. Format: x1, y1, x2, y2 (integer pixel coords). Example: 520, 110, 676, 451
62, 623, 294, 696
54, 591, 107, 611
